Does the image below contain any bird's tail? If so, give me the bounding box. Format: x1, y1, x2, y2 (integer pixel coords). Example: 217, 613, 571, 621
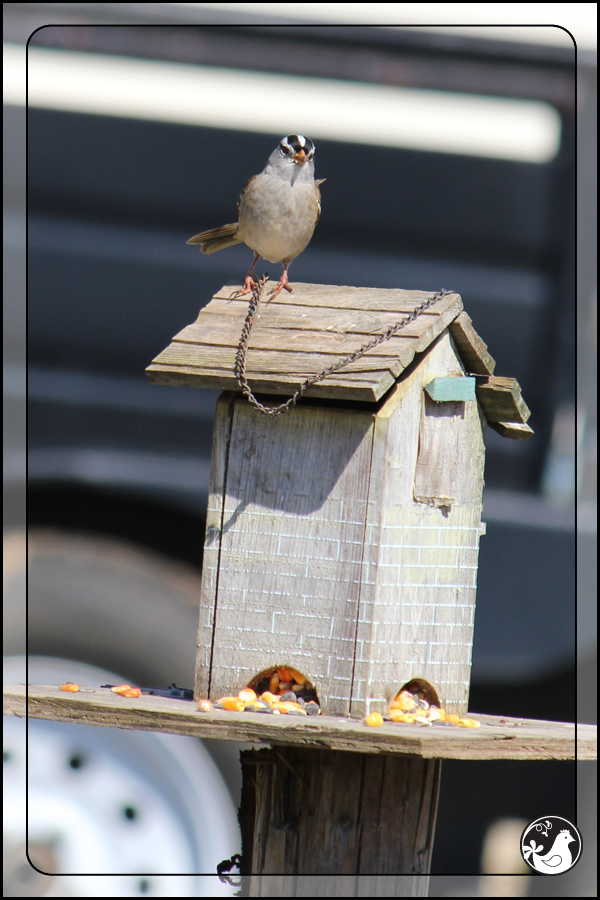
187, 223, 241, 254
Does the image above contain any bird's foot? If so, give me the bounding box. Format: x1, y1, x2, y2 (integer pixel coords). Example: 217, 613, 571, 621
232, 274, 259, 298
269, 271, 293, 300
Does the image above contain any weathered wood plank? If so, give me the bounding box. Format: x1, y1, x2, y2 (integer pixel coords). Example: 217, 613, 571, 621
174, 320, 419, 355
204, 398, 376, 715
476, 376, 531, 424
239, 748, 441, 877
145, 365, 391, 403
487, 421, 535, 441
154, 342, 406, 376
424, 376, 476, 402
449, 311, 496, 375
351, 333, 486, 719
212, 283, 460, 313
6, 685, 595, 760
414, 397, 463, 506
146, 284, 463, 402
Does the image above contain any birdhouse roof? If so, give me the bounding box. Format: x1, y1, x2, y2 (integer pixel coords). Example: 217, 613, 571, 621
146, 283, 531, 438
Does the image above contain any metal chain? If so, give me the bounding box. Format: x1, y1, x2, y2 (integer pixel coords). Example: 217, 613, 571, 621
234, 277, 452, 416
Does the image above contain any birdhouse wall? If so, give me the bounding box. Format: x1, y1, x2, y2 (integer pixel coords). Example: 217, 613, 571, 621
352, 332, 486, 718
195, 331, 486, 717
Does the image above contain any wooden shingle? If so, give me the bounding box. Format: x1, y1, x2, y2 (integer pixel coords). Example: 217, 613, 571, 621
146, 283, 464, 403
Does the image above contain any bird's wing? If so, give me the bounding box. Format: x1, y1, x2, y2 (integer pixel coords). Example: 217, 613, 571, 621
237, 175, 258, 215
540, 854, 563, 867
315, 180, 324, 225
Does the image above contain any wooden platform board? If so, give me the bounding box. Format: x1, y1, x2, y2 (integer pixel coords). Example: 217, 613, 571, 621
146, 284, 465, 403
6, 685, 595, 761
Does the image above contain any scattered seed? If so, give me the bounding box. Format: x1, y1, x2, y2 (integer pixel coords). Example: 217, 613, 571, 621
238, 688, 257, 703
122, 688, 141, 698
364, 712, 384, 727
60, 683, 80, 692
197, 699, 213, 713
111, 684, 139, 696
279, 691, 297, 702
221, 697, 246, 712
269, 673, 279, 693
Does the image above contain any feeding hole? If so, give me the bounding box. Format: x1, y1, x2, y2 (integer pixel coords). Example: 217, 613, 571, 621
247, 666, 321, 711
395, 678, 441, 709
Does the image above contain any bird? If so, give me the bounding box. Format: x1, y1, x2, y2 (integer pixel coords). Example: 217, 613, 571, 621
187, 134, 325, 299
523, 829, 575, 875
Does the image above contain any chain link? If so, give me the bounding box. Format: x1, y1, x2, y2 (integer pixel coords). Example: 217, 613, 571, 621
234, 277, 452, 415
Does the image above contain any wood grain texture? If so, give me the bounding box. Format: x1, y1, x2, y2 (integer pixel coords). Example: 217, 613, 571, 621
352, 333, 486, 719
487, 421, 535, 441
194, 333, 486, 720
146, 284, 463, 403
6, 685, 594, 760
245, 875, 430, 897
475, 376, 531, 425
238, 747, 441, 876
200, 395, 376, 715
448, 311, 496, 375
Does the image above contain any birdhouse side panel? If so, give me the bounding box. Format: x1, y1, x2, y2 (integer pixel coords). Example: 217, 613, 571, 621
352, 332, 486, 718
195, 392, 235, 699
198, 396, 375, 714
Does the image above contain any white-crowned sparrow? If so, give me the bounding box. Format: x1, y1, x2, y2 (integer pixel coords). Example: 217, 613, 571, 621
187, 134, 325, 298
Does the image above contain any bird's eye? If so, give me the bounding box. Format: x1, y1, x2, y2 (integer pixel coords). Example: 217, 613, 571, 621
280, 144, 290, 155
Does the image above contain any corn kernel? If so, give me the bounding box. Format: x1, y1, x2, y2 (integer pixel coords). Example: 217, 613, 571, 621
122, 688, 141, 698
238, 688, 257, 703
59, 683, 80, 692
277, 668, 293, 683
389, 710, 414, 723
289, 668, 307, 685
259, 691, 278, 706
392, 690, 416, 712
457, 718, 481, 728
269, 673, 279, 693
111, 684, 133, 695
197, 699, 213, 712
364, 712, 384, 727
444, 713, 460, 724
221, 697, 246, 712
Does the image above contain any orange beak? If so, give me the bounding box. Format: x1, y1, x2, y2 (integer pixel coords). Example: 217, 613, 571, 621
293, 149, 307, 164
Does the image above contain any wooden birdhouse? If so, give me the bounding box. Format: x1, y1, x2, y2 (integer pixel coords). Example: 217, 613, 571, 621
147, 283, 532, 719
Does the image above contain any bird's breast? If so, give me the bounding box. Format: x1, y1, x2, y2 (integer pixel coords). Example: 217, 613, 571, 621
238, 175, 320, 264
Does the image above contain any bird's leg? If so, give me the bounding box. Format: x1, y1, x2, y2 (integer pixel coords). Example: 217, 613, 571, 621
239, 251, 261, 295
269, 263, 293, 300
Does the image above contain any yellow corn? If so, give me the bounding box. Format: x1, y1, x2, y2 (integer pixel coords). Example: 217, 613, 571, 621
364, 712, 384, 727
238, 688, 257, 703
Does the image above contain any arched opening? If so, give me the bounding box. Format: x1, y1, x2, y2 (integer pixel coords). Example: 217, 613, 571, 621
395, 678, 441, 709
247, 666, 320, 708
